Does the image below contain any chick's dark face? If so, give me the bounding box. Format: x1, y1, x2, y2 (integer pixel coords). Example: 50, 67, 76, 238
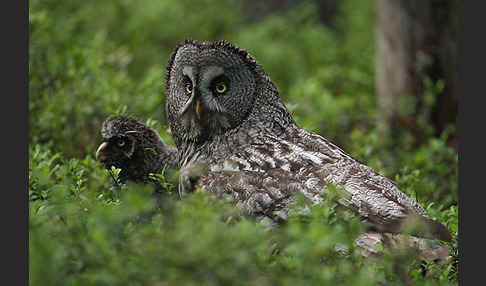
96, 134, 136, 169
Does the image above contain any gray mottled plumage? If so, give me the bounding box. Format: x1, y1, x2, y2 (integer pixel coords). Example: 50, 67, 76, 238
165, 40, 452, 242
354, 232, 450, 261
96, 116, 178, 185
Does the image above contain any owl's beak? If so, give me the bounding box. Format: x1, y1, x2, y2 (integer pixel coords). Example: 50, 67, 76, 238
96, 142, 109, 161
195, 100, 201, 120
180, 91, 202, 120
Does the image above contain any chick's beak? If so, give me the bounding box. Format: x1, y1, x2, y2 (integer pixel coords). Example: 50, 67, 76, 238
96, 142, 108, 161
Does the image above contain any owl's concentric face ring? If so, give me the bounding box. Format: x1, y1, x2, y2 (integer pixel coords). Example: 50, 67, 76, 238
166, 42, 257, 143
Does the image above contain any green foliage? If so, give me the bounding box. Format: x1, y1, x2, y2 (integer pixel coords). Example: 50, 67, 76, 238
149, 166, 177, 196
29, 151, 457, 285
29, 0, 458, 285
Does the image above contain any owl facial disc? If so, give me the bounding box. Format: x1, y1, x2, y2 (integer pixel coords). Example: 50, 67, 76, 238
166, 40, 257, 145
177, 65, 233, 138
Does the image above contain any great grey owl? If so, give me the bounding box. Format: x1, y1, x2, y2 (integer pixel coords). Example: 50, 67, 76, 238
96, 116, 178, 186
165, 40, 452, 243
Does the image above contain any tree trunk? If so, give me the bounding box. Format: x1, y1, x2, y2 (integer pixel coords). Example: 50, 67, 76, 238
376, 0, 458, 144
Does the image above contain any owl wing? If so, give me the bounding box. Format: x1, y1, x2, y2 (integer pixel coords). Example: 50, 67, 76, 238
193, 129, 451, 241
195, 166, 302, 223
194, 165, 451, 260
327, 159, 452, 241
292, 128, 452, 241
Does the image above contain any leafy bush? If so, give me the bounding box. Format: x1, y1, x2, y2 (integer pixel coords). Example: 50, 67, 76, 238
29, 145, 457, 285
29, 0, 458, 285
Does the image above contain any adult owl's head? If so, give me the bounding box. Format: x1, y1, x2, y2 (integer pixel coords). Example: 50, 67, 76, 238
165, 40, 281, 147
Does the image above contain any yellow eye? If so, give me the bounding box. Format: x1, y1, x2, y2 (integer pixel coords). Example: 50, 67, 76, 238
215, 83, 227, 94
185, 83, 193, 94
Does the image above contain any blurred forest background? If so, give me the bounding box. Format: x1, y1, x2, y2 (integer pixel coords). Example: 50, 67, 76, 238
29, 0, 459, 285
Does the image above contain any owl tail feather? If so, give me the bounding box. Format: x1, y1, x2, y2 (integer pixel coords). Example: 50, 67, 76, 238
359, 201, 453, 242
402, 214, 453, 242
355, 232, 451, 261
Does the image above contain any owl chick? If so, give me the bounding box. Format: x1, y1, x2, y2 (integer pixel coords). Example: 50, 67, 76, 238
165, 40, 452, 243
96, 116, 178, 186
